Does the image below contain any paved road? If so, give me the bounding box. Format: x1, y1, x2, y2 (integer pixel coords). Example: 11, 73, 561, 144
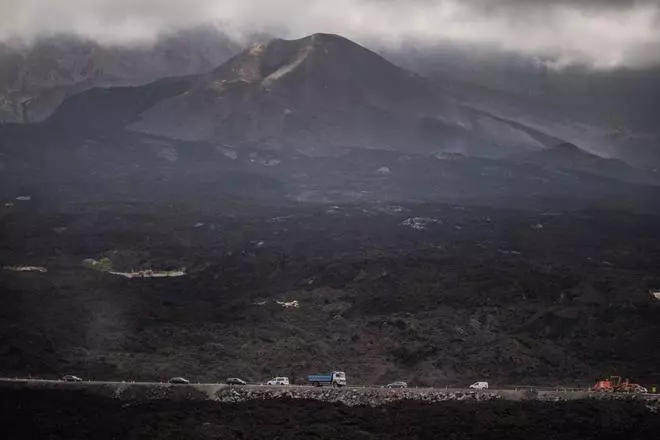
0, 377, 592, 393
0, 377, 448, 391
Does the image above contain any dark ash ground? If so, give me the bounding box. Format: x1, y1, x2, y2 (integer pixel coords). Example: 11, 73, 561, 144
2, 198, 660, 386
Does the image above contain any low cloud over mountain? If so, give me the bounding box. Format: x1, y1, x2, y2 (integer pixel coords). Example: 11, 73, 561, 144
2, 0, 659, 69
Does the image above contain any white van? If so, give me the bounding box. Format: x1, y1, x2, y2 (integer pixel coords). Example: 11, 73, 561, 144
468, 381, 489, 390
267, 377, 290, 385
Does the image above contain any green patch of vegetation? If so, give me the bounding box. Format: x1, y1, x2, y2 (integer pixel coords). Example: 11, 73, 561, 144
82, 256, 114, 272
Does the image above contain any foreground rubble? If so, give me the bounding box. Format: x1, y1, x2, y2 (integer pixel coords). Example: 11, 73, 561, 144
2, 387, 660, 440
214, 386, 502, 406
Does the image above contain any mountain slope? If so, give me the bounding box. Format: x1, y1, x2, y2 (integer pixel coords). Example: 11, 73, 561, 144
511, 142, 659, 185
384, 43, 660, 167
44, 33, 551, 157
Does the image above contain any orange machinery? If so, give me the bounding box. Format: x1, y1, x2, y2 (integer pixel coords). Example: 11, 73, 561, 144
592, 376, 647, 393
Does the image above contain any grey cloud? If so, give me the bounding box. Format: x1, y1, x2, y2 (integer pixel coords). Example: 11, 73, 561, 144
1, 0, 659, 68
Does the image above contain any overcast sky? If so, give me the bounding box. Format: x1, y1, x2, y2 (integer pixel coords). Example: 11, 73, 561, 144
1, 0, 659, 68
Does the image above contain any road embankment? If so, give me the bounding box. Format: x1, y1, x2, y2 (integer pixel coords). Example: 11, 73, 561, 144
3, 386, 660, 440
1, 379, 658, 408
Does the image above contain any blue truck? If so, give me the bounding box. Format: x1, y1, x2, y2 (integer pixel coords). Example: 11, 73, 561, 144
307, 371, 347, 387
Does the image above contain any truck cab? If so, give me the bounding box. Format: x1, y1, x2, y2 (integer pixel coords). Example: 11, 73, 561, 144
332, 371, 346, 386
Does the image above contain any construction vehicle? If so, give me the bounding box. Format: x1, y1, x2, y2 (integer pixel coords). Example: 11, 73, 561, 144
591, 376, 647, 394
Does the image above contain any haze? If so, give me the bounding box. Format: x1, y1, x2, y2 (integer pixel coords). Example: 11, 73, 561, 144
1, 0, 659, 69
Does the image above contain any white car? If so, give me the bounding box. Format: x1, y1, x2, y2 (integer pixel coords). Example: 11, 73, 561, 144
61, 375, 83, 382
169, 377, 190, 384
384, 381, 408, 388
267, 377, 290, 385
468, 381, 489, 390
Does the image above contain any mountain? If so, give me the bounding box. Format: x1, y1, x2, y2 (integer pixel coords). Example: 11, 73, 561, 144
0, 27, 242, 123
44, 33, 553, 157
3, 34, 659, 208
5, 31, 660, 165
